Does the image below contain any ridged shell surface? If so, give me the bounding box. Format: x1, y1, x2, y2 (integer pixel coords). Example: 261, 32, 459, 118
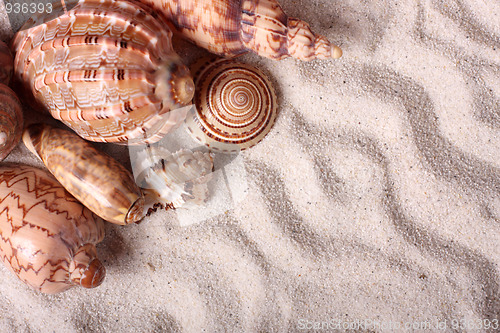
0, 84, 23, 160
0, 164, 105, 294
11, 0, 195, 145
23, 123, 145, 225
134, 147, 213, 209
139, 0, 342, 60
186, 58, 277, 152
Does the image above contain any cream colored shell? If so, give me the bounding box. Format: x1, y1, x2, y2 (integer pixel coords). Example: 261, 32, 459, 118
23, 123, 145, 225
139, 0, 342, 60
186, 58, 277, 152
0, 164, 105, 294
11, 0, 194, 145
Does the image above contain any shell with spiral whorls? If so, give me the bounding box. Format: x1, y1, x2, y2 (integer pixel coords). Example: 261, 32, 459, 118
133, 147, 214, 210
11, 0, 195, 145
0, 164, 106, 294
138, 0, 342, 61
185, 58, 277, 153
23, 123, 145, 225
0, 41, 23, 161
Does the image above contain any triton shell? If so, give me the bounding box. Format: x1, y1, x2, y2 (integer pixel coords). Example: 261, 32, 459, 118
23, 123, 145, 225
0, 164, 105, 294
11, 0, 195, 145
186, 58, 278, 152
139, 0, 342, 60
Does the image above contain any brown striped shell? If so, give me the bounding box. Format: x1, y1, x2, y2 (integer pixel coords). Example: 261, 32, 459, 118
11, 0, 195, 145
138, 0, 342, 61
0, 164, 105, 294
185, 58, 277, 152
23, 123, 145, 225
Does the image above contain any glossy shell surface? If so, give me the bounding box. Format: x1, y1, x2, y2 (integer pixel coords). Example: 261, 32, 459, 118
0, 84, 23, 160
186, 58, 277, 152
0, 164, 105, 294
23, 123, 145, 225
11, 0, 195, 145
138, 0, 342, 60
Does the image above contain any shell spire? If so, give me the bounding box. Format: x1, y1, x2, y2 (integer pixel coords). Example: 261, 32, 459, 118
139, 0, 342, 61
69, 244, 106, 288
240, 0, 342, 60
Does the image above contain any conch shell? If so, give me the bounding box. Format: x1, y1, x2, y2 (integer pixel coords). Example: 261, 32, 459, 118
139, 0, 342, 60
11, 0, 194, 145
23, 123, 145, 225
0, 164, 105, 294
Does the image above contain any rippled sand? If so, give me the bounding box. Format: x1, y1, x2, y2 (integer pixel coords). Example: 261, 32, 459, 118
1, 0, 499, 331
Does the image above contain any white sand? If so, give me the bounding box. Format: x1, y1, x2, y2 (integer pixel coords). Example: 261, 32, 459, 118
1, 0, 499, 331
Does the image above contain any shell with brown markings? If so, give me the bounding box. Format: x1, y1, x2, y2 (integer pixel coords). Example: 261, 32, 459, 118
185, 58, 278, 152
139, 0, 342, 61
23, 123, 146, 225
11, 0, 194, 145
0, 164, 105, 294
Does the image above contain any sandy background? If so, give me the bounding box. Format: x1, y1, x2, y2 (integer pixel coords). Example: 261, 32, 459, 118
1, 0, 499, 332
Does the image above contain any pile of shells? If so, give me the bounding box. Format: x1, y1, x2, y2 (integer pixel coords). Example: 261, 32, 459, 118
0, 0, 342, 293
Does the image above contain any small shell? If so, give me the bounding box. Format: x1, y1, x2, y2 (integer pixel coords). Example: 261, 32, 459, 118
0, 40, 13, 85
134, 147, 214, 209
0, 84, 23, 160
185, 58, 278, 152
0, 164, 105, 294
11, 0, 194, 145
23, 123, 145, 225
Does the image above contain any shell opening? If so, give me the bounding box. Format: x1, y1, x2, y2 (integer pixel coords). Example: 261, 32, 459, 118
69, 244, 105, 289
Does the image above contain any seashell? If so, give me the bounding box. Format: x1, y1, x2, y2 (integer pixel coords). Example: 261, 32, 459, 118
185, 58, 277, 152
0, 40, 13, 85
133, 147, 214, 210
0, 164, 105, 294
11, 0, 195, 145
23, 123, 145, 225
138, 0, 342, 61
0, 84, 23, 160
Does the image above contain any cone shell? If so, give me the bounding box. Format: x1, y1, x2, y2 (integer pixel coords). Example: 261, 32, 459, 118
23, 123, 145, 225
138, 0, 342, 60
134, 147, 213, 209
0, 164, 105, 294
186, 58, 277, 152
0, 84, 23, 160
11, 0, 195, 145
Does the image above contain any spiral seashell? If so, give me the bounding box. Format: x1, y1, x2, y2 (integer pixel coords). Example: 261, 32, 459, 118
0, 40, 13, 85
185, 58, 277, 152
23, 123, 145, 225
133, 147, 213, 210
0, 84, 23, 160
138, 0, 342, 61
0, 164, 105, 294
11, 0, 195, 145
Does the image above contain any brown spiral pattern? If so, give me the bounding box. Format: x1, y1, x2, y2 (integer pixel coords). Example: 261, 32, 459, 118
186, 58, 277, 152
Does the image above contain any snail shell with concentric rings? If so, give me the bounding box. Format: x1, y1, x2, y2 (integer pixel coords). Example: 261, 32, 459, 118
186, 58, 278, 153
